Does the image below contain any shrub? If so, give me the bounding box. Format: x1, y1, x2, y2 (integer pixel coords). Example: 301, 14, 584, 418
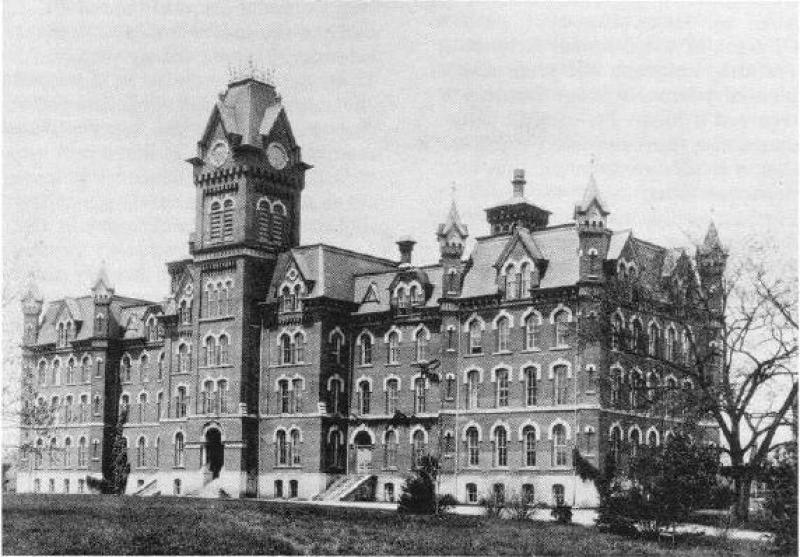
763, 446, 798, 553
551, 504, 573, 524
507, 491, 537, 521
398, 455, 439, 515
480, 493, 505, 518
436, 493, 458, 514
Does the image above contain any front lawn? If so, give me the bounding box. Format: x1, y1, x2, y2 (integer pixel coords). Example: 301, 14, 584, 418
2, 495, 776, 555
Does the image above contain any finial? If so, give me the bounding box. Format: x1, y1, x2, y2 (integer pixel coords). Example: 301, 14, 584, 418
227, 60, 276, 86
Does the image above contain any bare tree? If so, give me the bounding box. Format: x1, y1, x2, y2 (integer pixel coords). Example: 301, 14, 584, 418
583, 236, 797, 521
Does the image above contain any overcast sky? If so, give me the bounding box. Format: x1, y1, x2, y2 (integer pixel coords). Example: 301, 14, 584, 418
4, 1, 797, 312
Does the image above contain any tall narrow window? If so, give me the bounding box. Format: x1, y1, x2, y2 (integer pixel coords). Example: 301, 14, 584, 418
667, 328, 676, 361
278, 380, 290, 414
174, 432, 185, 467
38, 361, 46, 386
554, 310, 571, 347
120, 356, 131, 382
648, 429, 658, 447
202, 380, 214, 414
138, 393, 147, 422
271, 203, 286, 244
258, 199, 272, 242
66, 358, 75, 384
157, 353, 164, 380
525, 367, 537, 406
496, 369, 509, 407
469, 320, 482, 354
387, 332, 400, 364
140, 354, 149, 382
328, 379, 341, 414
277, 430, 288, 465
409, 285, 419, 306
610, 427, 622, 464
632, 320, 644, 355
552, 424, 568, 466
290, 430, 301, 465
385, 379, 399, 414
553, 365, 569, 405
175, 387, 187, 418
52, 360, 60, 385
207, 287, 218, 318
414, 377, 426, 413
523, 426, 537, 466
281, 334, 292, 365
505, 267, 518, 300
466, 370, 479, 410
415, 329, 428, 362
331, 332, 343, 364
611, 369, 622, 407
648, 323, 659, 356
519, 262, 531, 297
630, 429, 640, 457
494, 427, 508, 467
209, 201, 222, 241
412, 430, 426, 467
466, 427, 480, 466
137, 437, 146, 468
612, 315, 623, 351
177, 344, 190, 373
218, 380, 229, 413
78, 437, 87, 467
359, 333, 373, 365
385, 430, 397, 468
222, 199, 234, 241
293, 332, 304, 364
156, 392, 163, 420
525, 315, 540, 350
496, 317, 510, 352
64, 438, 72, 467
291, 378, 303, 413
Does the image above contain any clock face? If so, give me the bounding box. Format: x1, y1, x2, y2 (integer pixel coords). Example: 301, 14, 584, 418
267, 142, 289, 170
207, 140, 229, 168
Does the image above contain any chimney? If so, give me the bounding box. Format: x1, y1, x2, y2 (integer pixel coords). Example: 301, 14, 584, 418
512, 169, 526, 198
397, 236, 416, 268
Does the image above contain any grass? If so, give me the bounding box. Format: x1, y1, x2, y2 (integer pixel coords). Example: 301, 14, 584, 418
2, 494, 778, 555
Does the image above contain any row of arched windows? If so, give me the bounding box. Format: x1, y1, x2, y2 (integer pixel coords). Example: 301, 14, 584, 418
462, 422, 570, 468
501, 261, 534, 300
56, 321, 75, 347
609, 366, 695, 410
202, 335, 231, 367
356, 376, 429, 415
119, 391, 167, 423
208, 199, 234, 242
279, 332, 305, 365
119, 353, 167, 383
611, 312, 693, 364
608, 424, 672, 463
275, 377, 304, 414
203, 281, 234, 318
464, 482, 565, 507
392, 282, 425, 309
30, 435, 98, 469
279, 283, 303, 313
37, 355, 97, 386
144, 317, 165, 343
200, 379, 230, 414
34, 393, 99, 424
274, 427, 302, 466
257, 198, 288, 245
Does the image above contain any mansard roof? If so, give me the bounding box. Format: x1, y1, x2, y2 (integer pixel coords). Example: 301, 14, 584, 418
354, 264, 444, 314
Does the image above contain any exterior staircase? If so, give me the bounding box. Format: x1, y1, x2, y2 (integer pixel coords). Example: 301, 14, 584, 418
313, 474, 373, 501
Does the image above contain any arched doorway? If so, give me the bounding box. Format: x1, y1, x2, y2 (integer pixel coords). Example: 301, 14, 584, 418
353, 431, 373, 473
205, 428, 224, 479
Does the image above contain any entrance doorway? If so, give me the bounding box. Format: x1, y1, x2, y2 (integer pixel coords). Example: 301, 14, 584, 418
354, 431, 373, 473
205, 428, 224, 479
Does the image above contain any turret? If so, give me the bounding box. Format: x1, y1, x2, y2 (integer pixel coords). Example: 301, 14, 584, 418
485, 169, 551, 234
696, 221, 727, 311
437, 199, 469, 296
574, 173, 612, 281
21, 275, 43, 346
91, 264, 114, 338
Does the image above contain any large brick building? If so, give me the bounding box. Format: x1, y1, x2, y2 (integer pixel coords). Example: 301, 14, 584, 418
17, 75, 725, 505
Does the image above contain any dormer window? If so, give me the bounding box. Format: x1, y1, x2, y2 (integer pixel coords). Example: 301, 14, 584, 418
330, 331, 344, 365
397, 289, 408, 310
520, 262, 531, 297
57, 323, 66, 347
279, 283, 303, 313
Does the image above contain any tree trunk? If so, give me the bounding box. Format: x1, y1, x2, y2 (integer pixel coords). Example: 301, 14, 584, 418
734, 476, 752, 522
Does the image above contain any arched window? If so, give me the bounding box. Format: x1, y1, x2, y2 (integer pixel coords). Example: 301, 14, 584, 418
359, 333, 373, 366
466, 370, 479, 410
222, 199, 234, 241
64, 437, 72, 467
380, 379, 396, 415
206, 287, 218, 318
66, 358, 75, 384
632, 320, 644, 354
552, 424, 568, 466
329, 429, 343, 468
466, 427, 480, 466
384, 430, 398, 468
387, 331, 400, 364
328, 378, 341, 414
414, 377, 427, 413
93, 395, 101, 416
175, 387, 187, 418
154, 436, 160, 466
290, 429, 302, 465
495, 369, 509, 407
412, 430, 426, 468
331, 331, 344, 364
137, 437, 146, 467
409, 285, 419, 307
204, 337, 216, 367
209, 201, 222, 241
34, 438, 44, 469
505, 267, 518, 300
554, 310, 571, 347
647, 371, 659, 402
64, 395, 73, 423
415, 329, 428, 362
610, 427, 622, 464
553, 364, 569, 405
611, 314, 624, 351
79, 394, 88, 422
358, 381, 371, 415
257, 199, 272, 243
138, 393, 147, 422
51, 360, 60, 385
648, 323, 660, 356
280, 286, 292, 313
157, 353, 165, 380
174, 432, 185, 467
524, 367, 537, 406
218, 380, 229, 413
519, 262, 531, 297
682, 329, 693, 365
494, 426, 508, 467
630, 372, 643, 408
219, 335, 230, 365
276, 430, 288, 465
611, 369, 622, 407
525, 314, 541, 350
78, 437, 87, 467
57, 323, 66, 347
156, 392, 164, 420
495, 317, 510, 352
293, 332, 304, 364
120, 356, 131, 383
468, 320, 482, 354
523, 426, 537, 466
202, 380, 214, 414
92, 438, 100, 459
280, 334, 292, 365
647, 429, 658, 447
38, 361, 46, 386
667, 328, 677, 361
119, 394, 130, 416
293, 284, 302, 312
278, 379, 290, 414
271, 203, 286, 244
140, 354, 149, 382
95, 313, 105, 334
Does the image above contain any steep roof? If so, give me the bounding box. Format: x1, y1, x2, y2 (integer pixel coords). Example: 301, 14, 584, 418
354, 265, 443, 314
575, 173, 609, 215
202, 78, 284, 149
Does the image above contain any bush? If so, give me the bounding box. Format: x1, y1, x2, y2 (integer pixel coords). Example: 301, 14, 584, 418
763, 446, 798, 553
398, 455, 439, 515
480, 493, 505, 518
551, 504, 573, 524
436, 493, 458, 514
507, 491, 537, 521
705, 482, 735, 510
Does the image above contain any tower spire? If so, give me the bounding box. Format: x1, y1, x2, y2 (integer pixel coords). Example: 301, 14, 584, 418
437, 198, 469, 260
